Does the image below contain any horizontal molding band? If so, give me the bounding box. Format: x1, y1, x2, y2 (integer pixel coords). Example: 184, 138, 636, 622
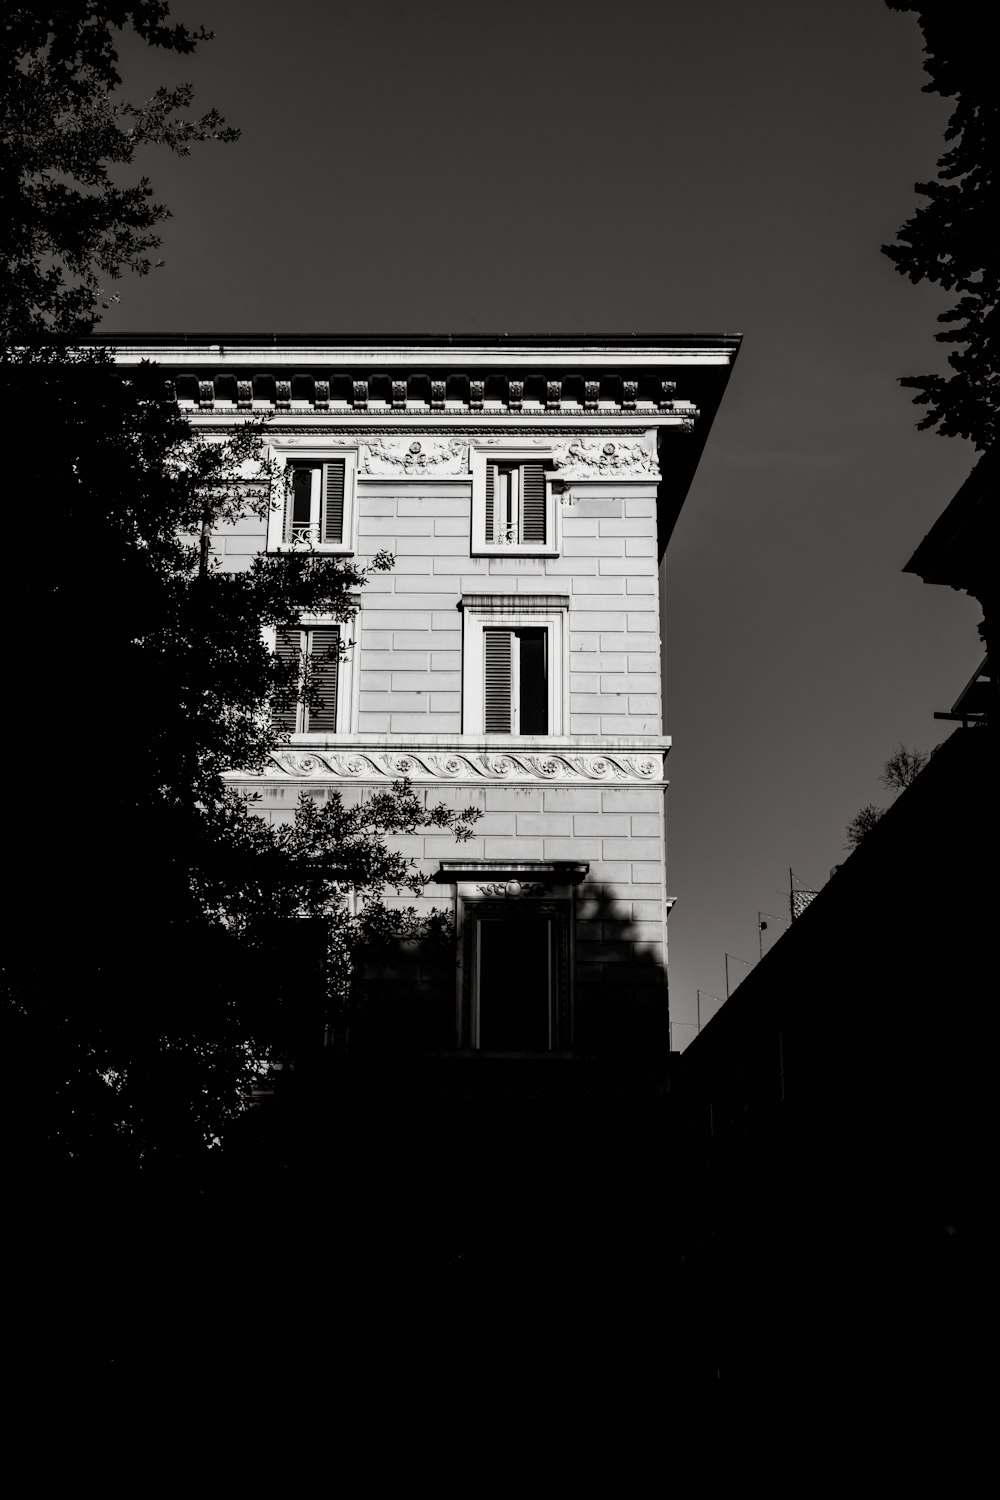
187, 413, 695, 432
229, 745, 668, 785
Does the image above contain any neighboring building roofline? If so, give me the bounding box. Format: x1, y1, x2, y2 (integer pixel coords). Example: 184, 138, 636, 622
903, 446, 997, 588
933, 655, 992, 722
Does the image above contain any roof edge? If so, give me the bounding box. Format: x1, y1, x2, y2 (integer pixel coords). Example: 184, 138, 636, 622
82, 330, 742, 350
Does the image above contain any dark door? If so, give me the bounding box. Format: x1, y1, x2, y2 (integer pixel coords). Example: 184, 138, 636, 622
476, 912, 553, 1051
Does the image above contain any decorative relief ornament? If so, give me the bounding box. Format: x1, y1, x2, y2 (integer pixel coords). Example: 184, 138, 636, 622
391, 380, 406, 409
236, 380, 252, 409
359, 435, 469, 476
275, 380, 291, 410
469, 380, 484, 410
622, 380, 638, 409
476, 881, 545, 898
584, 380, 600, 410
430, 380, 446, 410
197, 380, 214, 408
272, 434, 356, 448
508, 380, 524, 409
551, 439, 660, 479
546, 380, 562, 409
314, 380, 330, 410
257, 748, 664, 784
285, 754, 321, 775
352, 380, 368, 408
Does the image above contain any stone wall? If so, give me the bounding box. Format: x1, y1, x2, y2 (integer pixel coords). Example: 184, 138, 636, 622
215, 441, 671, 1059
350, 481, 662, 737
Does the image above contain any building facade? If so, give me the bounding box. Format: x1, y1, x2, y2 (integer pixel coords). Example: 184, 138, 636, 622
106, 334, 738, 1073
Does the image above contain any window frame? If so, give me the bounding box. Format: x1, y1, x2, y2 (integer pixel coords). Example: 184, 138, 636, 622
461, 596, 567, 737
457, 892, 573, 1053
267, 617, 354, 738
265, 448, 358, 555
470, 445, 558, 556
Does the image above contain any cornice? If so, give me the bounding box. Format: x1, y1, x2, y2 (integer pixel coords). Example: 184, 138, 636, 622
189, 416, 694, 434
129, 362, 706, 428
100, 339, 739, 368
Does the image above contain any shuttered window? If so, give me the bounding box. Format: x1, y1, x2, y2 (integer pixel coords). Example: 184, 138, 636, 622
283, 461, 346, 545
322, 461, 345, 544
484, 629, 513, 732
484, 461, 547, 546
272, 626, 340, 734
272, 628, 302, 734
520, 462, 546, 543
483, 627, 548, 734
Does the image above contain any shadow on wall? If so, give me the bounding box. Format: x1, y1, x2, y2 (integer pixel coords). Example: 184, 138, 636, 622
575, 883, 670, 1062
347, 882, 670, 1070
220, 880, 674, 1309
224, 883, 676, 1326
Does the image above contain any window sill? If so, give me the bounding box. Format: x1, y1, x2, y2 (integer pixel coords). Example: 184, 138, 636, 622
267, 544, 355, 557
471, 545, 559, 559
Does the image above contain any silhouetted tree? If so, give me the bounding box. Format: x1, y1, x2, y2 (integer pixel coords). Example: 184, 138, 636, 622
845, 743, 929, 850
880, 742, 929, 793
845, 804, 886, 852
883, 2, 997, 447
1, 3, 240, 340
0, 10, 480, 1171
2, 356, 478, 1171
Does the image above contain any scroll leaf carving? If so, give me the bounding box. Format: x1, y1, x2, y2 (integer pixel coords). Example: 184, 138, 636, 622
552, 439, 660, 479
359, 436, 470, 476
257, 748, 663, 784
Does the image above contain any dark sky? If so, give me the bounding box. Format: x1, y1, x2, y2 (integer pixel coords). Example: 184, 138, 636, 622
104, 0, 981, 1044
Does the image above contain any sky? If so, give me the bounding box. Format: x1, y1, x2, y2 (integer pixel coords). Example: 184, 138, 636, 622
103, 0, 981, 1045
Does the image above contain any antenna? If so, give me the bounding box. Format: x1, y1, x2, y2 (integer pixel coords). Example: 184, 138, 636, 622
757, 909, 790, 960
696, 990, 724, 1031
724, 952, 753, 999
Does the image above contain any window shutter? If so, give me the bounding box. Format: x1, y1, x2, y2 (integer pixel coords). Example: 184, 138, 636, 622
282, 477, 296, 544
484, 629, 513, 733
520, 463, 546, 543
484, 462, 496, 544
306, 627, 339, 732
322, 460, 345, 544
272, 628, 302, 733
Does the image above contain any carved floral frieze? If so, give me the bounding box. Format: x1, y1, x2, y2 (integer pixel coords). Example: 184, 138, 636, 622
551, 439, 660, 479
476, 881, 546, 898
244, 748, 665, 784
359, 436, 469, 476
